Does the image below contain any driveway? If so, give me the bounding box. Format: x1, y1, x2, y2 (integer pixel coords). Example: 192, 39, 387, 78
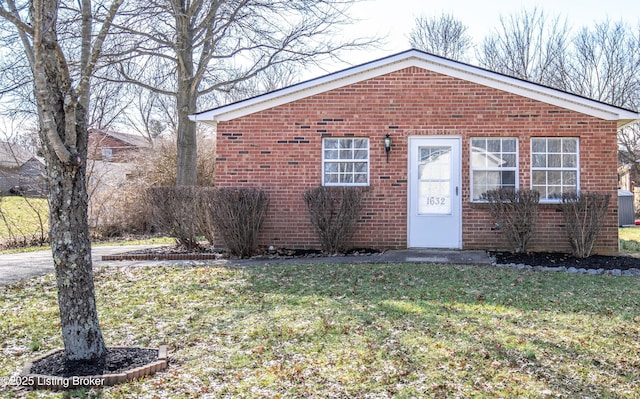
0, 245, 166, 286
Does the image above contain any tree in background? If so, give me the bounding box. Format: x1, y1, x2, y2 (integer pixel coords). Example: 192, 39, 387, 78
106, 0, 373, 186
408, 13, 473, 61
477, 7, 571, 90
0, 0, 123, 363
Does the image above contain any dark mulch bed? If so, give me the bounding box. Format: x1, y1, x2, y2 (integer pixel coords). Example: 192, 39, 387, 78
30, 348, 158, 377
123, 245, 380, 259
492, 251, 640, 271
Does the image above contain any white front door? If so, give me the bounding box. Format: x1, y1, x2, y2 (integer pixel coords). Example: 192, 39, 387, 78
408, 137, 462, 248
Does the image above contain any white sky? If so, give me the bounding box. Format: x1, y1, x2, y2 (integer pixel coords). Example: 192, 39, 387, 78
319, 0, 640, 73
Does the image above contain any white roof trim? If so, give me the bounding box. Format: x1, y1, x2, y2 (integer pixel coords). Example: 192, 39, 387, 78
190, 50, 640, 128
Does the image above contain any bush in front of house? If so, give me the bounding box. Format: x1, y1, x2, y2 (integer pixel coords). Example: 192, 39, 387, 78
147, 186, 201, 250
205, 187, 269, 258
485, 188, 540, 253
560, 191, 611, 258
303, 186, 364, 254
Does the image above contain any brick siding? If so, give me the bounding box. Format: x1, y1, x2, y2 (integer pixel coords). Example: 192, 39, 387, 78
214, 66, 619, 254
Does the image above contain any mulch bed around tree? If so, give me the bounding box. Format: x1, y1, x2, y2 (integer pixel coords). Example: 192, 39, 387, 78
492, 251, 640, 271
30, 347, 159, 377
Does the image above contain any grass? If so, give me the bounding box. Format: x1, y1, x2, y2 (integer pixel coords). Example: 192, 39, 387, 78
619, 227, 640, 254
1, 262, 639, 398
0, 196, 48, 241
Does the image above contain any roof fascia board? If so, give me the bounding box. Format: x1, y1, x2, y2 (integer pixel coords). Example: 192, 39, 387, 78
190, 50, 640, 124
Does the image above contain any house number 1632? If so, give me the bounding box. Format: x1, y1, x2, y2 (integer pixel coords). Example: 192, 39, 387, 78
425, 197, 446, 206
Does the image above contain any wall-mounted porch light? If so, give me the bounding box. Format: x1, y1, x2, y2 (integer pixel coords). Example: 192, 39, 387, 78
384, 133, 392, 163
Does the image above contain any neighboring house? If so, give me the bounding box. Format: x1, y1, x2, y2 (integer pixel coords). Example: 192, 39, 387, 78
190, 49, 640, 254
0, 142, 47, 197
88, 129, 152, 162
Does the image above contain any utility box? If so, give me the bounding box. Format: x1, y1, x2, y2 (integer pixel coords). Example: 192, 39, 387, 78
618, 189, 634, 226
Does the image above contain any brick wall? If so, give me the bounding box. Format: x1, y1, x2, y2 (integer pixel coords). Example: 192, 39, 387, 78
88, 134, 137, 161
214, 66, 619, 254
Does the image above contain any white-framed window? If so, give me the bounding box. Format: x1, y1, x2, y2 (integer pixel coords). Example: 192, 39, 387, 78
322, 137, 369, 186
101, 148, 113, 161
470, 138, 518, 201
531, 137, 579, 201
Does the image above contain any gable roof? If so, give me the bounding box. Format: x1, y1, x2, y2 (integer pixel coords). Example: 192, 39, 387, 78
0, 142, 38, 168
190, 49, 640, 129
89, 129, 152, 149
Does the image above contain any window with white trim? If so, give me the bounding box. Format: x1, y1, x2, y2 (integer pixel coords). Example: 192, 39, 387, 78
531, 137, 579, 201
322, 138, 369, 186
470, 138, 518, 201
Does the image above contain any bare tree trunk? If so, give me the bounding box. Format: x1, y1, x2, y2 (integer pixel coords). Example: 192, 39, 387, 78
47, 134, 106, 362
27, 0, 113, 363
176, 92, 198, 186
174, 3, 197, 186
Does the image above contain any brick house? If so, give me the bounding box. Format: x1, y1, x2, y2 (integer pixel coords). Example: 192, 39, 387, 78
191, 50, 640, 254
88, 129, 152, 162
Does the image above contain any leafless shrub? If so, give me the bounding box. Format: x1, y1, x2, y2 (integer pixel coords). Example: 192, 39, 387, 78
196, 187, 217, 245
485, 188, 540, 253
141, 133, 216, 187
303, 186, 364, 254
560, 192, 611, 258
147, 186, 201, 250
204, 188, 269, 258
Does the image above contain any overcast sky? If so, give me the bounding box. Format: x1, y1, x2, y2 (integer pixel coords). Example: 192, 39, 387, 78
320, 0, 640, 73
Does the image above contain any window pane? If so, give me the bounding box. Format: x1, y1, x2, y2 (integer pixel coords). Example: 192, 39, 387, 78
502, 154, 516, 167
340, 163, 353, 173
324, 139, 338, 149
501, 171, 516, 185
562, 138, 577, 153
354, 139, 368, 148
339, 139, 353, 149
354, 162, 367, 172
532, 139, 546, 153
548, 171, 562, 185
339, 149, 353, 159
324, 162, 338, 173
548, 154, 561, 167
354, 174, 367, 183
471, 150, 487, 168
563, 154, 576, 168
532, 171, 546, 185
548, 139, 561, 152
532, 154, 546, 168
325, 149, 338, 159
341, 174, 354, 184
354, 150, 368, 159
563, 171, 577, 185
325, 174, 338, 183
487, 139, 501, 153
472, 138, 486, 150
502, 139, 516, 152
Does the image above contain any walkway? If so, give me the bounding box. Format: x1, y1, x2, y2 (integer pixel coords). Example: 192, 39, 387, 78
0, 246, 492, 286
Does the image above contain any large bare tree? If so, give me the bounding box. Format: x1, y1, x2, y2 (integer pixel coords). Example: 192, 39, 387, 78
0, 0, 123, 362
409, 13, 473, 61
108, 0, 371, 186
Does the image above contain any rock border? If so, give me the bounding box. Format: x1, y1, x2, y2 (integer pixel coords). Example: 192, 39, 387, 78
20, 345, 167, 390
103, 253, 222, 261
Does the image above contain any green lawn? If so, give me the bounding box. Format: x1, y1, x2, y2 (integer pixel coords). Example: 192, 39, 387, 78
619, 227, 640, 254
1, 262, 639, 398
0, 196, 48, 243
